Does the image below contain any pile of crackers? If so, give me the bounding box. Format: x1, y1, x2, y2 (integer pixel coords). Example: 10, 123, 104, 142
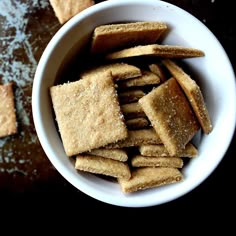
50, 21, 213, 193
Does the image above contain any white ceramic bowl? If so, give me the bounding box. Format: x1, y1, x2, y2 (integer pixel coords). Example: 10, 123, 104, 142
32, 0, 236, 207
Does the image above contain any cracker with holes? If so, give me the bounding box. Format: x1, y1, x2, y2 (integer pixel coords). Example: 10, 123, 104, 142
50, 71, 128, 156
0, 83, 17, 138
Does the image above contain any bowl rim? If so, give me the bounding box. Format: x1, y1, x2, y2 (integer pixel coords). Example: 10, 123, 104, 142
32, 0, 236, 207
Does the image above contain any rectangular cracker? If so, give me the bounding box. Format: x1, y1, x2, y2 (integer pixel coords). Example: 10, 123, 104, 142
91, 21, 168, 54
80, 62, 142, 81
106, 128, 162, 149
126, 117, 149, 130
0, 83, 17, 138
85, 148, 128, 162
120, 102, 145, 119
118, 70, 161, 89
118, 89, 145, 104
139, 77, 200, 156
162, 59, 213, 134
131, 155, 184, 168
139, 143, 198, 158
49, 0, 94, 24
105, 44, 205, 60
50, 71, 128, 156
75, 155, 131, 180
118, 167, 183, 193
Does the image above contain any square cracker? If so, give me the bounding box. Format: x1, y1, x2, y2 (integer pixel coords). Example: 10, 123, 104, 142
139, 77, 199, 156
49, 0, 94, 24
0, 83, 17, 138
118, 167, 183, 193
50, 72, 128, 156
91, 21, 168, 54
162, 59, 213, 134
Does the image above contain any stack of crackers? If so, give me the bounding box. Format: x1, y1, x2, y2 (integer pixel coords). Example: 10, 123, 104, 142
50, 21, 213, 194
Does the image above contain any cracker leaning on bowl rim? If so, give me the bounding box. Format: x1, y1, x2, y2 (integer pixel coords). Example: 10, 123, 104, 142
105, 44, 205, 60
162, 59, 213, 134
50, 71, 128, 156
139, 77, 200, 156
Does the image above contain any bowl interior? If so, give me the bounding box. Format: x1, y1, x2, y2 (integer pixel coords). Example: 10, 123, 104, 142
32, 0, 236, 207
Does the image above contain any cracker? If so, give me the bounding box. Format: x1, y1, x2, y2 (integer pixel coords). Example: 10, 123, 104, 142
139, 77, 199, 156
162, 59, 213, 134
91, 21, 168, 54
118, 70, 161, 89
49, 0, 94, 24
131, 155, 184, 168
0, 83, 17, 138
105, 44, 205, 60
120, 102, 145, 119
75, 155, 131, 180
86, 148, 128, 162
126, 117, 149, 130
118, 167, 183, 193
50, 72, 128, 156
106, 128, 162, 149
148, 63, 167, 82
80, 62, 142, 81
139, 143, 198, 158
118, 89, 145, 104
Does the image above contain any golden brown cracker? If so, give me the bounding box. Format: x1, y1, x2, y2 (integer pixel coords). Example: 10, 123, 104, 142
106, 128, 162, 149
0, 83, 17, 138
118, 167, 183, 193
50, 72, 128, 156
139, 143, 198, 158
49, 0, 94, 24
120, 102, 145, 119
91, 21, 168, 54
126, 117, 149, 130
139, 77, 199, 156
105, 44, 205, 60
162, 59, 212, 134
118, 89, 145, 104
131, 155, 184, 168
86, 148, 128, 162
80, 62, 142, 81
148, 63, 167, 82
75, 154, 131, 180
118, 70, 161, 89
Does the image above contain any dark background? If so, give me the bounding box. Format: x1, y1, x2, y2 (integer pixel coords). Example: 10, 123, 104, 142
0, 0, 235, 227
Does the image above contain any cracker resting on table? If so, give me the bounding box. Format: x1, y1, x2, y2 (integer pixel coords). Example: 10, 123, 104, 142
0, 83, 17, 138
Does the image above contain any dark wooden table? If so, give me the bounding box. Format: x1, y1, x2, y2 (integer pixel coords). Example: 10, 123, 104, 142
0, 0, 235, 223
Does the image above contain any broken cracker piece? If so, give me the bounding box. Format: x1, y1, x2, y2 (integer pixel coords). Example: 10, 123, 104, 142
75, 155, 131, 180
139, 77, 199, 156
91, 21, 168, 54
118, 167, 183, 193
86, 148, 128, 162
131, 155, 184, 168
105, 44, 205, 60
162, 59, 213, 134
0, 83, 17, 138
50, 71, 127, 156
49, 0, 94, 24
